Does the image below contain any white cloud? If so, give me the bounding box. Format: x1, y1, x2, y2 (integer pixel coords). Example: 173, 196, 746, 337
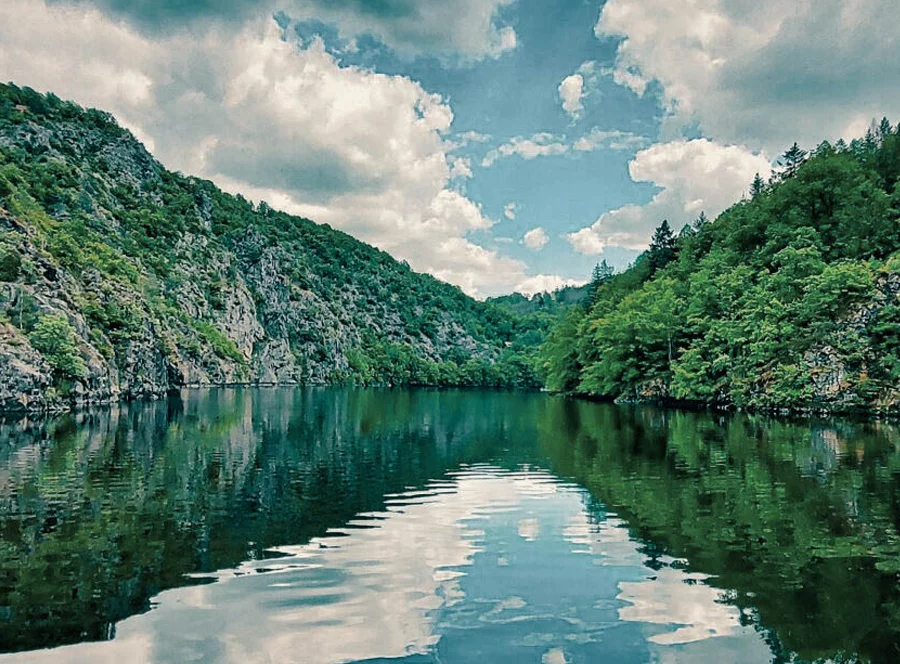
596, 0, 900, 151
449, 156, 473, 180
482, 132, 569, 167
558, 61, 599, 120
457, 130, 491, 144
567, 139, 771, 253
288, 0, 519, 63
573, 128, 648, 152
503, 202, 517, 220
522, 227, 549, 251
0, 0, 530, 297
558, 74, 584, 119
513, 274, 584, 296
566, 228, 608, 255
483, 126, 645, 167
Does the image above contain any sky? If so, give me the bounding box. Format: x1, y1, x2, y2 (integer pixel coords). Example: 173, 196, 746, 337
0, 0, 898, 297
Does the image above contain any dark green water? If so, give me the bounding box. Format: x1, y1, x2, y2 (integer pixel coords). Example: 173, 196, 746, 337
1, 388, 900, 663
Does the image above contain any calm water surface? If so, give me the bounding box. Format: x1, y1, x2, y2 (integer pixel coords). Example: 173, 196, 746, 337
1, 388, 900, 662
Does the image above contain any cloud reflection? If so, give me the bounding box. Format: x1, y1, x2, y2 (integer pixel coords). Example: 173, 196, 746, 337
5, 465, 770, 663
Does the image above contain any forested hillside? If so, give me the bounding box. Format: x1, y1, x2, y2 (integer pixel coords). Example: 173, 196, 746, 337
0, 84, 543, 411
488, 283, 589, 317
540, 122, 900, 414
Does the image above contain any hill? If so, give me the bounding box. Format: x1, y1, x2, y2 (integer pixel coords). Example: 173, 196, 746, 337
488, 284, 589, 317
540, 125, 900, 414
0, 84, 542, 410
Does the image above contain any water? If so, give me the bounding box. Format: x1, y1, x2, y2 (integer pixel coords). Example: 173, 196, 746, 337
1, 388, 899, 663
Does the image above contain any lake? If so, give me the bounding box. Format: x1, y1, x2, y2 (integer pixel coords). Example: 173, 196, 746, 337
1, 388, 899, 662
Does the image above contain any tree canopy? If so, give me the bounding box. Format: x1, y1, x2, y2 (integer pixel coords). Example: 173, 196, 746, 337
539, 122, 900, 412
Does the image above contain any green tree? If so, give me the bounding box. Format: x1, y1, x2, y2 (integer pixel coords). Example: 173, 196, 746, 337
588, 260, 613, 306
0, 246, 21, 281
539, 117, 900, 412
28, 314, 85, 378
647, 220, 677, 274
538, 306, 585, 393
750, 173, 766, 197
778, 142, 808, 179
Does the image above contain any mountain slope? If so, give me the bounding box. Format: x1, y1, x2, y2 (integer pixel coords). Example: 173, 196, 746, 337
0, 84, 539, 410
488, 284, 589, 317
539, 126, 900, 414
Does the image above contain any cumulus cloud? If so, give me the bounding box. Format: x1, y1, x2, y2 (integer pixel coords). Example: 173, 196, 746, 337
596, 0, 900, 150
513, 274, 584, 296
503, 202, 517, 220
558, 74, 584, 119
558, 61, 598, 120
483, 126, 645, 167
289, 1, 519, 62
59, 0, 519, 62
0, 0, 530, 296
567, 139, 771, 253
522, 227, 549, 251
449, 156, 473, 180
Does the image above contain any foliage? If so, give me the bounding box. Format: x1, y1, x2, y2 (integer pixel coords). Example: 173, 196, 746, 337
27, 314, 85, 378
539, 120, 900, 411
0, 83, 549, 393
0, 244, 21, 281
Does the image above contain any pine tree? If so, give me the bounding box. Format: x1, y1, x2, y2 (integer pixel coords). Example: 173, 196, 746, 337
589, 260, 614, 305
814, 140, 834, 158
750, 173, 765, 197
693, 211, 709, 229
778, 142, 808, 180
647, 220, 677, 274
864, 124, 878, 152
878, 117, 893, 143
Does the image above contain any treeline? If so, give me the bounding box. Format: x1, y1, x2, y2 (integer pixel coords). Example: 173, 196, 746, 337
540, 121, 900, 411
342, 342, 541, 388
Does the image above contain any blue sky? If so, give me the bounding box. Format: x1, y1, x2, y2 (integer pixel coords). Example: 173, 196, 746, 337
1, 0, 897, 295
298, 0, 661, 282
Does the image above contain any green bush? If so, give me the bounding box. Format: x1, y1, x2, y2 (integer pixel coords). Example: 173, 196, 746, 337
0, 246, 21, 281
28, 314, 85, 378
192, 321, 245, 365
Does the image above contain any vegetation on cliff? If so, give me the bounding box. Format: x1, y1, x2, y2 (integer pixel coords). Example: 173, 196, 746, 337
539, 121, 900, 412
0, 84, 545, 409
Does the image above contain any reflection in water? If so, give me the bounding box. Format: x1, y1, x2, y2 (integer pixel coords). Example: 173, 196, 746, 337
11, 466, 764, 663
2, 388, 900, 662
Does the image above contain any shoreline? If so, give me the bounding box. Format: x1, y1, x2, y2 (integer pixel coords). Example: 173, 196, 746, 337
0, 382, 545, 417
3, 382, 897, 424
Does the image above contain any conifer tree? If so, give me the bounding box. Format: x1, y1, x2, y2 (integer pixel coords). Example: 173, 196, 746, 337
750, 173, 766, 197
693, 211, 708, 230
778, 142, 808, 179
647, 220, 677, 274
588, 260, 613, 305
879, 117, 893, 143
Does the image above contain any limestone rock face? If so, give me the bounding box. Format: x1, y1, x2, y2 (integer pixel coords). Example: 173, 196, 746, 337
798, 272, 900, 413
0, 93, 510, 411
0, 322, 51, 410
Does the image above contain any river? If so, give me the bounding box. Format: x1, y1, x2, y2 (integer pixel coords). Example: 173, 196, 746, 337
1, 388, 899, 662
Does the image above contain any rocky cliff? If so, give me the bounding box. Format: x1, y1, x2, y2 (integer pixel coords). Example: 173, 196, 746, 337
0, 85, 537, 411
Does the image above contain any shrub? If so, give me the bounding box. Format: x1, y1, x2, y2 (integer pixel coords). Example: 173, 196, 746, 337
28, 314, 85, 377
0, 247, 21, 281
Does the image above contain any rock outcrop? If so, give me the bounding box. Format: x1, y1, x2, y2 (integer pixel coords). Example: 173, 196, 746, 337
0, 85, 529, 411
